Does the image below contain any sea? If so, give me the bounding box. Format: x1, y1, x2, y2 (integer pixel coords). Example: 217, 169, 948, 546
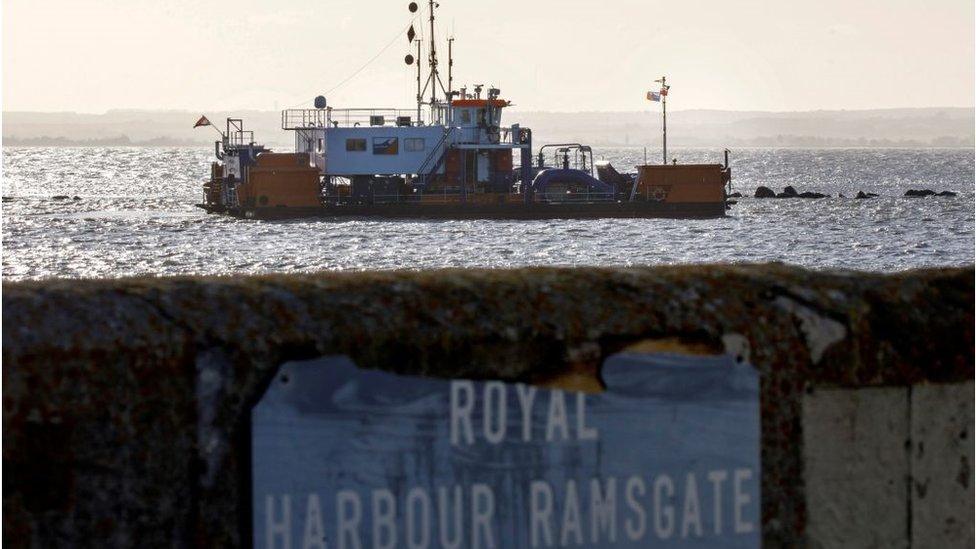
2, 147, 973, 281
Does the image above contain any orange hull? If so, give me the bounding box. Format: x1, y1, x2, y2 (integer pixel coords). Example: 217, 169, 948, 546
635, 164, 730, 203
237, 153, 321, 208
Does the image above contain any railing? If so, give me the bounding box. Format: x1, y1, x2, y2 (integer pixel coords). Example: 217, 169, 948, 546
227, 131, 254, 148
222, 181, 240, 208
368, 188, 476, 205
454, 125, 525, 147
371, 193, 419, 204
281, 109, 327, 130
322, 190, 618, 206
417, 128, 457, 185
498, 127, 519, 146
534, 191, 617, 204
282, 108, 421, 129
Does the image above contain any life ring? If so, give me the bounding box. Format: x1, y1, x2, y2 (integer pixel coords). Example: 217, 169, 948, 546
651, 187, 667, 202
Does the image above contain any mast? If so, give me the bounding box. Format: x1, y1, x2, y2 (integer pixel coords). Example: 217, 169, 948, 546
447, 36, 454, 98
428, 0, 438, 107
416, 39, 422, 122
408, 1, 450, 121
660, 76, 667, 165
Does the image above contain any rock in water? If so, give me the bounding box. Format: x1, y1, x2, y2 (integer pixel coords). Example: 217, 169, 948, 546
754, 186, 776, 198
798, 192, 827, 199
781, 186, 799, 198
728, 192, 742, 198
855, 191, 878, 199
905, 189, 937, 197
937, 191, 957, 197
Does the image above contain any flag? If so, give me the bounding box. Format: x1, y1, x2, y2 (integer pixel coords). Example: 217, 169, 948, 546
646, 91, 661, 102
660, 86, 669, 97
193, 115, 211, 128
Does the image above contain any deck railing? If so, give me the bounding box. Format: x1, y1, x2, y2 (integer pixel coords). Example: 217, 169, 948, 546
323, 190, 620, 206
534, 191, 617, 203
227, 131, 255, 148
282, 108, 421, 129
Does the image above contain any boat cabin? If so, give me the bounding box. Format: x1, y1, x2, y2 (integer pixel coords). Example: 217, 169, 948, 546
284, 87, 528, 194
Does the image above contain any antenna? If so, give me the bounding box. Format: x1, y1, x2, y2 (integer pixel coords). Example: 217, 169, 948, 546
654, 76, 670, 165
416, 39, 422, 122
407, 1, 450, 120
429, 0, 437, 107
424, 0, 449, 107
447, 36, 454, 98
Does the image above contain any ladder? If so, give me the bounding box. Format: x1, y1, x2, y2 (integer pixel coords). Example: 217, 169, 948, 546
417, 127, 456, 187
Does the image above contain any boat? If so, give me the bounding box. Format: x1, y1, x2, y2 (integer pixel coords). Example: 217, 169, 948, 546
197, 2, 732, 221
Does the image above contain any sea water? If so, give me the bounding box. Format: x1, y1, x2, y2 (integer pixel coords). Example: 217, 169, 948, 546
2, 147, 973, 280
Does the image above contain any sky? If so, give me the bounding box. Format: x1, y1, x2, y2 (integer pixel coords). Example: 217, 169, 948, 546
3, 0, 974, 113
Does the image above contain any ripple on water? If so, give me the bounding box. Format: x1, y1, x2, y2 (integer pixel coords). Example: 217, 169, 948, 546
2, 146, 974, 280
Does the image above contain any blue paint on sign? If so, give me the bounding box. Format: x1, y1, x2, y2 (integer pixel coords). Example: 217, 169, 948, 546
252, 353, 760, 548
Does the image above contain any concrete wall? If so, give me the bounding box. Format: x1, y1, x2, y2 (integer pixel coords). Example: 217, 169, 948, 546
3, 264, 973, 547
803, 383, 974, 548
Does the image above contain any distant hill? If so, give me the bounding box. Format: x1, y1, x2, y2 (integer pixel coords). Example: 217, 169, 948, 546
3, 107, 973, 148
514, 108, 975, 148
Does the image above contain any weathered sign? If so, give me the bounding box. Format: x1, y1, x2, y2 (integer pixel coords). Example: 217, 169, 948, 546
252, 352, 760, 548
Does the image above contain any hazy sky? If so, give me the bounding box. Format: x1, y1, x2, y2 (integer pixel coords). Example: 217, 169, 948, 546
3, 0, 974, 113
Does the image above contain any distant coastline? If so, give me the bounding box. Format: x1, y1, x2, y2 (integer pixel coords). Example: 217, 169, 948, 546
4, 136, 971, 149
3, 135, 204, 147
4, 107, 973, 149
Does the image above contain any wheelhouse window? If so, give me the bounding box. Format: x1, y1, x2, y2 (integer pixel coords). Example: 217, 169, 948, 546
345, 138, 367, 152
458, 109, 472, 125
404, 137, 425, 152
372, 137, 399, 155
316, 138, 324, 153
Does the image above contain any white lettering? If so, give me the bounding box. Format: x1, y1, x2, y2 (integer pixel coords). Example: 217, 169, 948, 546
406, 487, 431, 549
575, 393, 599, 441
266, 494, 291, 549
707, 470, 728, 535
336, 490, 363, 549
515, 384, 538, 441
471, 483, 496, 549
450, 381, 475, 446
303, 494, 326, 549
437, 486, 463, 549
681, 473, 703, 538
530, 480, 554, 547
653, 475, 675, 539
624, 476, 647, 541
590, 477, 617, 543
560, 480, 583, 546
733, 468, 754, 534
483, 382, 507, 444
371, 489, 396, 549
545, 390, 569, 442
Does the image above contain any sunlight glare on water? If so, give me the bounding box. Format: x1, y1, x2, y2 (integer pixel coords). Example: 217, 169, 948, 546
2, 147, 973, 280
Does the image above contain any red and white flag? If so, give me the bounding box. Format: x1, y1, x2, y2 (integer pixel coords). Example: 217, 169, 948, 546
193, 115, 211, 128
